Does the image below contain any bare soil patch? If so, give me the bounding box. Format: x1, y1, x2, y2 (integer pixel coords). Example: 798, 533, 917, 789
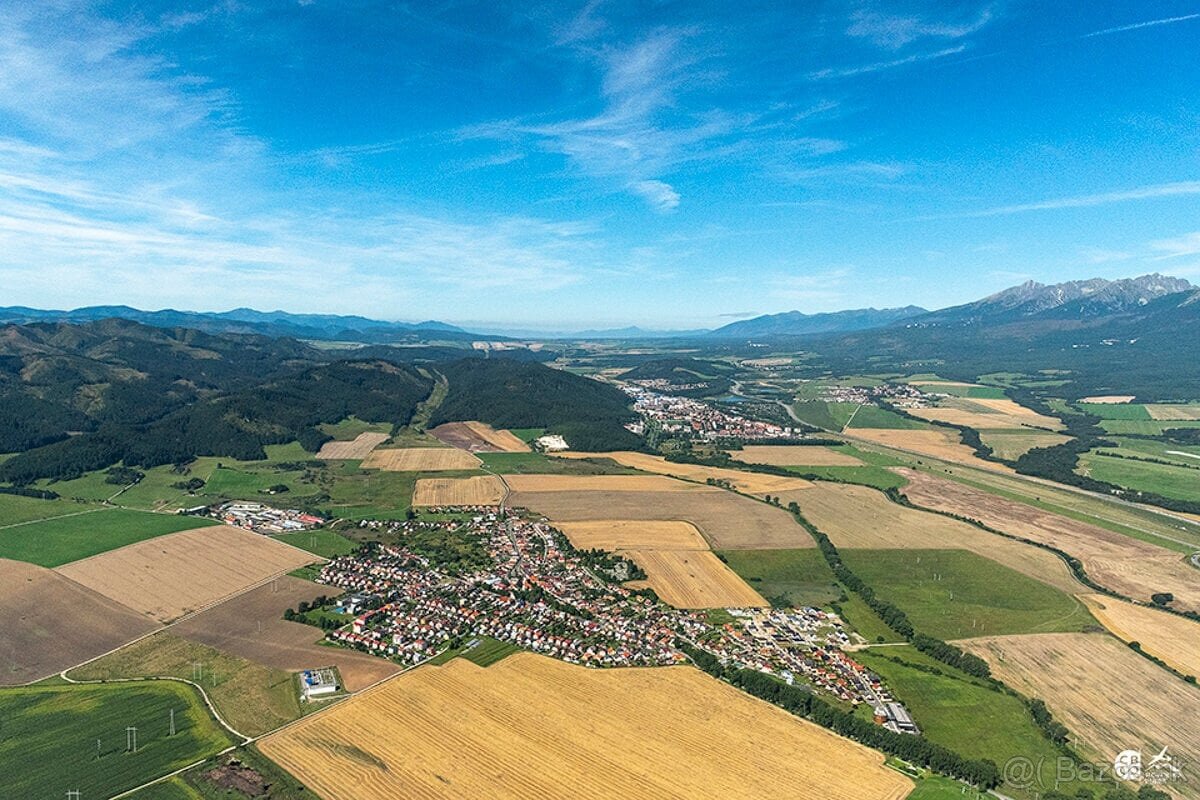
172, 576, 400, 691
317, 432, 390, 460
259, 654, 912, 800
0, 558, 158, 684
361, 447, 481, 471
430, 421, 530, 452
55, 525, 314, 623
412, 475, 507, 506
899, 470, 1200, 611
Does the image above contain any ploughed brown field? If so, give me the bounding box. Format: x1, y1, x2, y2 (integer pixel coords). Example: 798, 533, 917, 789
961, 633, 1200, 799
316, 432, 390, 460
508, 477, 810, 550
728, 444, 863, 467
843, 428, 1013, 472
778, 481, 1081, 593
553, 451, 813, 495
412, 475, 507, 506
621, 550, 769, 608
258, 654, 913, 800
899, 469, 1200, 611
361, 447, 481, 471
54, 525, 315, 623
429, 421, 531, 452
171, 576, 400, 692
0, 558, 158, 684
1080, 594, 1200, 678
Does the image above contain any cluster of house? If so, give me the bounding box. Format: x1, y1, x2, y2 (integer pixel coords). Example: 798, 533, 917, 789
313, 507, 917, 732
815, 382, 930, 409
621, 385, 804, 441
211, 501, 323, 533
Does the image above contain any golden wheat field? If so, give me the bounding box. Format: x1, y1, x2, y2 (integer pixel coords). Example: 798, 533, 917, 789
1145, 403, 1200, 420
361, 447, 481, 471
258, 654, 912, 800
504, 473, 705, 492
844, 428, 1012, 472
411, 475, 507, 506
1080, 594, 1200, 678
622, 549, 768, 608
55, 525, 314, 623
316, 432, 390, 460
961, 633, 1200, 797
728, 444, 863, 467
899, 469, 1200, 612
779, 481, 1081, 593
556, 520, 709, 550
554, 451, 813, 494
908, 397, 1063, 431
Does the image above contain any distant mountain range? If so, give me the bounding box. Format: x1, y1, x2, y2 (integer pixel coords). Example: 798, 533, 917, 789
708, 306, 928, 338
0, 305, 477, 343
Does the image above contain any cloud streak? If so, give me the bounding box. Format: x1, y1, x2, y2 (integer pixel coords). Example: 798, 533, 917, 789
941, 181, 1200, 218
1083, 13, 1200, 38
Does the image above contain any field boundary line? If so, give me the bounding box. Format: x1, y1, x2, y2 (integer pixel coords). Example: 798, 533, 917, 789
0, 505, 109, 531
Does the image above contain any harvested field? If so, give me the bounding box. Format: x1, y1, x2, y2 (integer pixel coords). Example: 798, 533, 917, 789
510, 484, 810, 550
0, 558, 158, 684
899, 470, 1200, 612
361, 447, 480, 471
1146, 403, 1200, 420
172, 576, 400, 691
55, 526, 315, 623
728, 444, 863, 467
845, 428, 1012, 472
504, 474, 704, 492
316, 432, 390, 460
622, 549, 768, 608
1080, 594, 1200, 677
553, 451, 813, 495
778, 482, 1081, 593
258, 654, 912, 800
412, 475, 507, 506
961, 633, 1200, 795
556, 520, 709, 550
909, 397, 1063, 431
430, 421, 531, 452
1080, 395, 1136, 404
979, 430, 1072, 461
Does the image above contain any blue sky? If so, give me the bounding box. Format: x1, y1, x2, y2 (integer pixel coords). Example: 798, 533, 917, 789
1, 1, 1198, 330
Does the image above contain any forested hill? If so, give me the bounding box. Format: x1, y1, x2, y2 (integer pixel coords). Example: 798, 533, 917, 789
432, 359, 642, 451
0, 319, 640, 483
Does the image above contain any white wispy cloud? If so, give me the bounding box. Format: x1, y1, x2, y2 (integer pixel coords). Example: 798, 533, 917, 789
631, 179, 680, 211
847, 8, 994, 50
1083, 13, 1200, 39
808, 45, 967, 80
946, 181, 1200, 218
1149, 231, 1200, 260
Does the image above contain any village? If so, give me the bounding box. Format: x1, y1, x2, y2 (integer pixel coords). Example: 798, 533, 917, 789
313, 507, 916, 730
620, 385, 807, 441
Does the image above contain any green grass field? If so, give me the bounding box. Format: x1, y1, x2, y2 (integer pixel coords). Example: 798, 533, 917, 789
717, 549, 842, 608
904, 775, 980, 799
1098, 436, 1200, 465
0, 681, 237, 799
0, 508, 218, 567
978, 430, 1072, 461
1096, 418, 1200, 435
854, 647, 1091, 800
1075, 402, 1151, 419
836, 592, 906, 643
317, 416, 392, 440
507, 427, 546, 443
789, 400, 858, 430
428, 636, 521, 667
68, 634, 302, 739
0, 492, 89, 526
129, 744, 320, 800
477, 451, 636, 475
840, 549, 1093, 639
910, 383, 1008, 400
273, 529, 358, 558
846, 405, 929, 430
1078, 452, 1200, 502
128, 777, 205, 799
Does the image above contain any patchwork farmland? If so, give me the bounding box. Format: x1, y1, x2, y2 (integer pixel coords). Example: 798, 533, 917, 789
55, 525, 315, 623
316, 431, 390, 460
844, 428, 1013, 472
555, 450, 814, 495
623, 549, 769, 608
556, 520, 710, 550
1080, 594, 1200, 677
258, 654, 913, 800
